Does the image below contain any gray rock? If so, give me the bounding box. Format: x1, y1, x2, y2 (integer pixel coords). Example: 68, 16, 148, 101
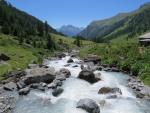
30, 83, 45, 91
55, 74, 66, 81
28, 64, 39, 69
64, 64, 70, 67
106, 95, 117, 99
98, 87, 122, 95
0, 53, 10, 61
53, 79, 63, 87
67, 59, 74, 63
56, 68, 71, 78
3, 82, 17, 91
84, 55, 101, 64
19, 87, 30, 95
40, 82, 47, 87
23, 67, 56, 85
52, 87, 64, 97
4, 70, 26, 79
47, 83, 57, 89
0, 95, 16, 113
76, 98, 100, 113
56, 53, 66, 58
140, 87, 150, 97
78, 70, 101, 83
72, 65, 78, 68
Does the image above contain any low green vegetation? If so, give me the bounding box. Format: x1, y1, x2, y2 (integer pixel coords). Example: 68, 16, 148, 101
0, 33, 93, 80
0, 34, 38, 80
79, 37, 150, 86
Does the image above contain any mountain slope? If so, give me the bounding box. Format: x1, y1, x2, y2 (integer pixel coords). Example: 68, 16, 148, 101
0, 0, 59, 37
79, 2, 150, 42
57, 25, 83, 36
79, 13, 130, 39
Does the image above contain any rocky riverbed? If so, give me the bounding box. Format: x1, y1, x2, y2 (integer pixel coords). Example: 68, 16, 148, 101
0, 51, 150, 113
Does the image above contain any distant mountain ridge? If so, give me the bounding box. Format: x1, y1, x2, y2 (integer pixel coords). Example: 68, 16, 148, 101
57, 25, 84, 36
79, 2, 150, 42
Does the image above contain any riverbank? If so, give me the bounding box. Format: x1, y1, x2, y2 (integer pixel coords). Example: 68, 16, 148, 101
0, 51, 150, 113
79, 38, 150, 86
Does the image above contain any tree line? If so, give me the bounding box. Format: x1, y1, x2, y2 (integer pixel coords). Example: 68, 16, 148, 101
0, 0, 58, 50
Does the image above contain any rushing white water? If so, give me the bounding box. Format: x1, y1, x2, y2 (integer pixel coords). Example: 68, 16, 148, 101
14, 56, 150, 113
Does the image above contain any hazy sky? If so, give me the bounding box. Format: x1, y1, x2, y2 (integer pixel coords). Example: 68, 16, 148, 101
7, 0, 150, 28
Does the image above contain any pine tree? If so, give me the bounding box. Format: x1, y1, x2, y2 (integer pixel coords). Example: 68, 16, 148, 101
44, 21, 49, 36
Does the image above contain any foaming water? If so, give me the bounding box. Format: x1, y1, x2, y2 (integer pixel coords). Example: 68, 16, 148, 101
14, 56, 150, 113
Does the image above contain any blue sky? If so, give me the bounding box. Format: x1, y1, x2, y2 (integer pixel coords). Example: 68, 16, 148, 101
7, 0, 150, 28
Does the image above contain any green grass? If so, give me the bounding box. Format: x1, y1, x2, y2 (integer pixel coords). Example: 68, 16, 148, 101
0, 33, 94, 81
79, 37, 150, 86
0, 34, 38, 80
51, 33, 94, 49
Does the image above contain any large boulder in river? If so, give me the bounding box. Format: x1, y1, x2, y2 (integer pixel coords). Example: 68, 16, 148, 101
0, 53, 10, 61
56, 68, 71, 78
78, 70, 101, 83
67, 58, 74, 63
76, 98, 100, 113
19, 87, 30, 95
84, 55, 101, 64
3, 82, 17, 91
23, 67, 56, 85
52, 87, 64, 97
98, 87, 122, 95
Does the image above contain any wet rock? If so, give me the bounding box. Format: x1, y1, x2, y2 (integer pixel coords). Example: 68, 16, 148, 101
80, 65, 84, 70
0, 95, 16, 113
67, 59, 74, 63
37, 86, 45, 91
84, 55, 101, 64
0, 53, 10, 61
3, 82, 17, 91
56, 52, 66, 58
111, 67, 120, 72
78, 70, 101, 83
76, 98, 100, 113
30, 83, 39, 89
103, 67, 112, 72
56, 68, 71, 78
4, 70, 26, 79
98, 87, 122, 95
140, 87, 150, 97
16, 80, 25, 89
106, 95, 117, 99
47, 82, 57, 89
64, 64, 70, 67
72, 65, 78, 68
70, 54, 76, 57
30, 83, 45, 91
23, 67, 56, 85
53, 79, 63, 86
95, 66, 103, 71
52, 87, 64, 97
19, 87, 30, 95
40, 82, 47, 87
136, 93, 144, 99
28, 64, 39, 69
55, 74, 66, 81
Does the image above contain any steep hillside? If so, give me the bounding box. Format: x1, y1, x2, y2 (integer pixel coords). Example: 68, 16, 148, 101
0, 0, 59, 39
79, 2, 150, 42
57, 25, 83, 36
79, 13, 130, 39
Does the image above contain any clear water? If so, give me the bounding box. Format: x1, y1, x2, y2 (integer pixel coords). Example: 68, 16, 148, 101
14, 56, 150, 113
